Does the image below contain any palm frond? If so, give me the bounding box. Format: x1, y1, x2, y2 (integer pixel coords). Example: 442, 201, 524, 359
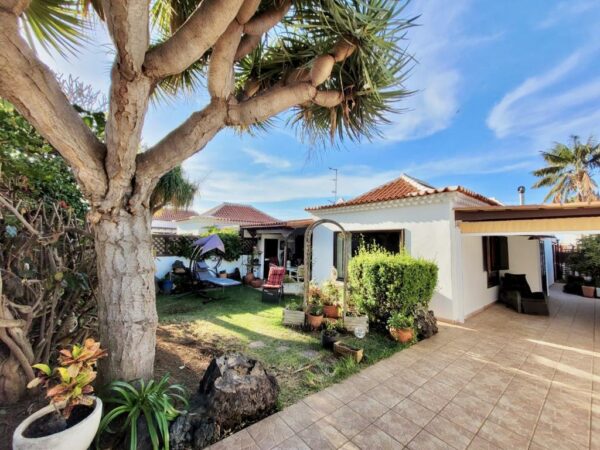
22, 0, 89, 57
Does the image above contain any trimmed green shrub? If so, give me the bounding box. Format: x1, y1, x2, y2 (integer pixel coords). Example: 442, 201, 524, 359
201, 226, 242, 261
348, 246, 438, 328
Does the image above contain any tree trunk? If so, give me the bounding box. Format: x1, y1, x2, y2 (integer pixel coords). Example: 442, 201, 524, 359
94, 210, 157, 382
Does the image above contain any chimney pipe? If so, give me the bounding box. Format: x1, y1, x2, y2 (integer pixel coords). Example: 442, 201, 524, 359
517, 186, 525, 205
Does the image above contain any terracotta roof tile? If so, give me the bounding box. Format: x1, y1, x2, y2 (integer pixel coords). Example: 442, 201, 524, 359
152, 209, 199, 221
200, 203, 278, 224
306, 174, 500, 211
242, 218, 315, 229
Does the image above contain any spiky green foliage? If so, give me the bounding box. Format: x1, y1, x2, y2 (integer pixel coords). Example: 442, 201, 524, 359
22, 0, 89, 57
150, 166, 198, 213
97, 374, 188, 450
532, 135, 600, 203
25, 0, 415, 147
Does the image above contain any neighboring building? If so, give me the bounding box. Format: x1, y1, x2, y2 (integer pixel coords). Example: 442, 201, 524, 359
152, 208, 199, 234
177, 202, 278, 235
306, 174, 569, 323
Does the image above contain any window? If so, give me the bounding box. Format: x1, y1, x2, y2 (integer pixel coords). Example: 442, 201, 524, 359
334, 230, 405, 278
482, 236, 509, 287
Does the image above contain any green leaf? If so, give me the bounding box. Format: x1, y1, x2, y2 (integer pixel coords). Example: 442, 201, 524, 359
32, 363, 52, 376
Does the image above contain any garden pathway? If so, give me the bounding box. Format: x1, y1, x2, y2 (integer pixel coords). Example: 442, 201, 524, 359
209, 285, 600, 449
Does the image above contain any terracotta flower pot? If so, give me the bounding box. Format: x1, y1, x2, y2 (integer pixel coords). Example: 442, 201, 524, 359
250, 279, 263, 288
306, 313, 324, 330
323, 305, 340, 318
389, 327, 413, 344
582, 286, 596, 298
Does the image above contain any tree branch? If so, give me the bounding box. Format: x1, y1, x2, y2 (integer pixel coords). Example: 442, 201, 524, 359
0, 12, 107, 200
234, 0, 292, 61
101, 1, 153, 211
134, 100, 227, 201
208, 21, 243, 99
143, 0, 244, 79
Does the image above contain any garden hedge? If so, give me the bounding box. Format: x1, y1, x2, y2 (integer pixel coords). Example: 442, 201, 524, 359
348, 247, 438, 328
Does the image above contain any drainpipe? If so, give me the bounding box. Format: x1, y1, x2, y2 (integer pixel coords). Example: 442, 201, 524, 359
518, 186, 526, 205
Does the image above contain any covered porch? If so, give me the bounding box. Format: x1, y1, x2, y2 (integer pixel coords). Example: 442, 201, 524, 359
455, 202, 600, 322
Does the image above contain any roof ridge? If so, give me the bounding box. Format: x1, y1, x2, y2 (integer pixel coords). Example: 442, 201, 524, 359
400, 174, 437, 191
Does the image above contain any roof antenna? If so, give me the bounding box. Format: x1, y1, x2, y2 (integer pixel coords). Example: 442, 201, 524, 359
329, 167, 338, 204
518, 186, 526, 205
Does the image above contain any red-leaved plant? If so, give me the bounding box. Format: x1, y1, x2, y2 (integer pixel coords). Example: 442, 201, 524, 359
27, 338, 107, 418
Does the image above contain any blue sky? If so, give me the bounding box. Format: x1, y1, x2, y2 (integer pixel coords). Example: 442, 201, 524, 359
41, 0, 600, 219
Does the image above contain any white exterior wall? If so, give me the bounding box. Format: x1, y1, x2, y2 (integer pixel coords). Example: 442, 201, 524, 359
461, 236, 499, 318
311, 197, 458, 321
176, 218, 241, 235
154, 255, 244, 278
461, 235, 547, 318
506, 236, 543, 292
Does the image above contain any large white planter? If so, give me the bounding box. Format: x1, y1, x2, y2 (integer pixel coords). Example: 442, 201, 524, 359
13, 397, 103, 450
283, 282, 303, 295
283, 309, 305, 326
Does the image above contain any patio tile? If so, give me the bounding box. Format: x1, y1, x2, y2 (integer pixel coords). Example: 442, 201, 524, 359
476, 420, 530, 450
347, 393, 389, 422
247, 415, 295, 450
325, 380, 363, 404
407, 429, 453, 450
531, 419, 588, 450
466, 436, 501, 450
339, 442, 360, 450
297, 421, 348, 450
366, 383, 404, 408
271, 435, 311, 450
425, 415, 474, 450
279, 402, 324, 433
393, 397, 436, 427
207, 430, 260, 450
409, 385, 452, 413
303, 390, 344, 416
374, 410, 422, 445
323, 405, 371, 439
351, 425, 404, 450
486, 403, 537, 439
383, 376, 419, 397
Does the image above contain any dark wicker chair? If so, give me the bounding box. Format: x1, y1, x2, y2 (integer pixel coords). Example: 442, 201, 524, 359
499, 273, 549, 316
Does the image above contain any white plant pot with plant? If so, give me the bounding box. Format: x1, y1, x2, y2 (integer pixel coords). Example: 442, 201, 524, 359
12, 339, 107, 450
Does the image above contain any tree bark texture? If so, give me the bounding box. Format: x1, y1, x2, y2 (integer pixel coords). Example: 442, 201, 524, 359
93, 210, 157, 381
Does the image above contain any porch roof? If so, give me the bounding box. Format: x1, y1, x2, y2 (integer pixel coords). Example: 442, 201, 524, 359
455, 202, 600, 234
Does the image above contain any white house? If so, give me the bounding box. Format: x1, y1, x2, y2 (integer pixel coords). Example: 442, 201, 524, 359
307, 174, 560, 323
177, 202, 278, 235
151, 208, 199, 234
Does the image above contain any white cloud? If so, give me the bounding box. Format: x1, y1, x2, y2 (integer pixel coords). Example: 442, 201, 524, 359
487, 46, 600, 144
242, 148, 292, 169
537, 0, 600, 29
183, 150, 534, 206
385, 1, 501, 141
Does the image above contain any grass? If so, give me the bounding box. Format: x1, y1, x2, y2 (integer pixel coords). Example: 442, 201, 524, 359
157, 286, 409, 407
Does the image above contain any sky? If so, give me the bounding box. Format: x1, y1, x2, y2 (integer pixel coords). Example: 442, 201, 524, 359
40, 0, 600, 220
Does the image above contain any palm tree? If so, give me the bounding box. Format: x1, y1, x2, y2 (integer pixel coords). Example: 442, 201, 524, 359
150, 166, 197, 214
532, 135, 600, 203
0, 0, 416, 382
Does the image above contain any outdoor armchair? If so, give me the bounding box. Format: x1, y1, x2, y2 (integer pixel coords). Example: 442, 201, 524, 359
499, 273, 549, 316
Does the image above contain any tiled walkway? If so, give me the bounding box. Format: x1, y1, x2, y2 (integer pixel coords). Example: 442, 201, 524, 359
209, 285, 600, 449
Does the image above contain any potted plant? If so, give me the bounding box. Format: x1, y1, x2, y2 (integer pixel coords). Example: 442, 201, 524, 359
343, 299, 369, 335
582, 279, 596, 298
13, 339, 107, 450
388, 312, 415, 344
161, 274, 174, 294
321, 320, 341, 350
322, 280, 341, 318
283, 300, 305, 326
306, 303, 324, 330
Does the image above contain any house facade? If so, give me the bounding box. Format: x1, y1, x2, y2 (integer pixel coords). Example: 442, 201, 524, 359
307, 174, 556, 323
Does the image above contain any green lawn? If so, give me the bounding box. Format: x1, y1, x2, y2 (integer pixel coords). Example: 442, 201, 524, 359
157, 286, 408, 407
